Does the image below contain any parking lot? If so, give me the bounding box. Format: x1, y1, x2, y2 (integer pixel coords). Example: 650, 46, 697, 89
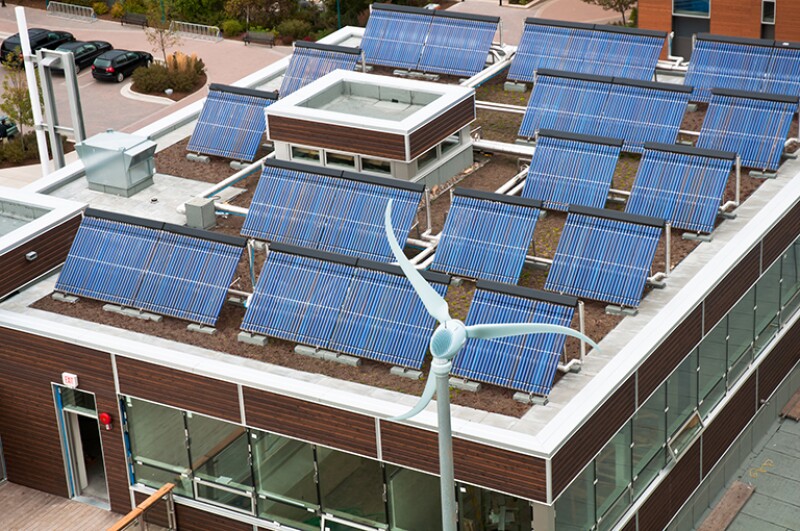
0, 6, 290, 138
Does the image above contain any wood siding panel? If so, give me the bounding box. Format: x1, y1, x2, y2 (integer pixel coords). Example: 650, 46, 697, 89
702, 375, 757, 476
775, 0, 800, 42
710, 0, 761, 39
704, 247, 760, 332
762, 202, 800, 268
637, 306, 704, 402
116, 357, 240, 423
380, 421, 547, 501
243, 386, 377, 458
638, 440, 701, 530
0, 328, 131, 514
408, 96, 475, 159
551, 376, 636, 498
0, 215, 80, 299
267, 115, 407, 160
758, 321, 800, 402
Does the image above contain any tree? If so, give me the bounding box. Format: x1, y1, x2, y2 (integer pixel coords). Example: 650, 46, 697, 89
579, 0, 637, 26
145, 0, 182, 64
0, 50, 34, 150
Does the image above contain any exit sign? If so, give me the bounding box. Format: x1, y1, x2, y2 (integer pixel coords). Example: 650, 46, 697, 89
62, 373, 79, 388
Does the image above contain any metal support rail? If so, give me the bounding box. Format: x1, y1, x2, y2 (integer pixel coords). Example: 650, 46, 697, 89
108, 483, 176, 531
46, 1, 96, 23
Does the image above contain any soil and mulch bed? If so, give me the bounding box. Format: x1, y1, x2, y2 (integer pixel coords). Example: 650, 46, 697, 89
154, 137, 273, 183
131, 72, 208, 102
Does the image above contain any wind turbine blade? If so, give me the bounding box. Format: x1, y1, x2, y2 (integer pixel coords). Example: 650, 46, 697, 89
466, 322, 601, 352
385, 200, 451, 324
390, 374, 438, 421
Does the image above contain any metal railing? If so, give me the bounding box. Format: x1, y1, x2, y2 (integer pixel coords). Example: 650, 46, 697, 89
169, 20, 222, 42
46, 1, 97, 23
108, 483, 176, 531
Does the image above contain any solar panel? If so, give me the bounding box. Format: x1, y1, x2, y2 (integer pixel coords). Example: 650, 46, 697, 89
507, 19, 665, 82
697, 89, 798, 171
451, 281, 577, 396
518, 70, 612, 139
626, 143, 735, 233
544, 206, 663, 307
187, 84, 278, 161
522, 129, 623, 211
57, 210, 246, 325
329, 261, 449, 369
241, 160, 424, 261
361, 3, 431, 70
764, 42, 800, 101
242, 244, 450, 369
597, 78, 692, 152
417, 11, 499, 77
431, 189, 541, 283
280, 42, 361, 98
684, 34, 774, 102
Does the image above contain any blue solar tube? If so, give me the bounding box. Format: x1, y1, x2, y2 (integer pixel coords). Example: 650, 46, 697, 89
417, 14, 498, 77
545, 208, 663, 307
518, 71, 612, 138
241, 250, 354, 347
764, 43, 800, 102
57, 216, 159, 307
280, 42, 361, 98
431, 189, 540, 283
135, 232, 243, 326
507, 23, 575, 82
329, 265, 448, 369
684, 36, 774, 102
361, 6, 431, 69
626, 144, 734, 233
697, 89, 797, 171
598, 29, 665, 81
522, 130, 622, 211
187, 85, 277, 161
451, 284, 576, 395
241, 161, 423, 261
597, 80, 691, 152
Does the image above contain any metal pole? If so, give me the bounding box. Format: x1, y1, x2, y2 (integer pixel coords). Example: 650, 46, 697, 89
15, 7, 50, 177
435, 358, 457, 531
337, 0, 341, 29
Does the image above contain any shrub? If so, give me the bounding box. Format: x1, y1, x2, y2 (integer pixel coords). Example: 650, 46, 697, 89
132, 53, 205, 94
276, 19, 312, 41
122, 0, 148, 14
64, 0, 95, 7
109, 2, 125, 18
221, 19, 245, 37
132, 63, 171, 93
1, 136, 29, 164
93, 1, 109, 15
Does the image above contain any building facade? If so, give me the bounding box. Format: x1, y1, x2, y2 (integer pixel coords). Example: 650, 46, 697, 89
639, 0, 800, 58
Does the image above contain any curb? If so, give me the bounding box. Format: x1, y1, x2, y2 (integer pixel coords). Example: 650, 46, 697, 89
120, 82, 174, 105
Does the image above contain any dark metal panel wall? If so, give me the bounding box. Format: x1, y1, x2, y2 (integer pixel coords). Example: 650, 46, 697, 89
408, 96, 475, 159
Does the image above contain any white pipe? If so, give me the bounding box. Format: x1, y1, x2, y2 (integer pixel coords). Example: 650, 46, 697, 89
578, 300, 586, 363
494, 168, 528, 195
665, 222, 671, 276
678, 129, 700, 137
735, 155, 741, 206
785, 138, 798, 148
228, 288, 252, 298
667, 32, 687, 66
425, 188, 432, 235
215, 202, 248, 216
15, 7, 50, 177
475, 100, 527, 115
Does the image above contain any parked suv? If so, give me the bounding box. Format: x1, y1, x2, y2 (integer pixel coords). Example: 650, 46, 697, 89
91, 50, 152, 83
1, 28, 75, 65
52, 41, 113, 74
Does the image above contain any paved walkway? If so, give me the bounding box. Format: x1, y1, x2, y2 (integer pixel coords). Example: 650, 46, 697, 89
0, 482, 122, 530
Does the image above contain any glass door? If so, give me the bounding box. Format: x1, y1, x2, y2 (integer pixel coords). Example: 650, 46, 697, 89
53, 384, 110, 507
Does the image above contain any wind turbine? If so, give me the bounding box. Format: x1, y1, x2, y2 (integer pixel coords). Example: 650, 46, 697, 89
384, 200, 599, 531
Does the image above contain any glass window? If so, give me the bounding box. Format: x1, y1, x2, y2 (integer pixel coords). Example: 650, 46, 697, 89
417, 147, 438, 170
258, 497, 319, 531
667, 350, 698, 437
459, 484, 532, 531
698, 320, 727, 417
674, 0, 710, 17
441, 135, 460, 155
326, 151, 356, 169
727, 290, 755, 385
595, 425, 631, 527
59, 387, 97, 415
632, 387, 666, 497
362, 157, 391, 175
762, 0, 776, 23
781, 242, 800, 316
317, 447, 387, 527
126, 397, 192, 496
555, 464, 595, 531
292, 146, 321, 162
387, 465, 441, 531
755, 260, 781, 351
252, 430, 318, 509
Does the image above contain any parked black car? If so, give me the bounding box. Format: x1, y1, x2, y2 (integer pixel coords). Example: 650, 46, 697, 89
52, 40, 113, 74
1, 28, 75, 65
91, 50, 153, 83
